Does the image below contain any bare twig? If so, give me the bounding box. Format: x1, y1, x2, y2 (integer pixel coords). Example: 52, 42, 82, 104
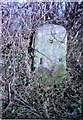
2, 101, 13, 114
11, 88, 43, 118
34, 3, 56, 27
31, 47, 52, 63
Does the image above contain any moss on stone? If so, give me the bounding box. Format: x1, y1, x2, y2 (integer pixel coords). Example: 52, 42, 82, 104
35, 64, 67, 86
54, 64, 67, 85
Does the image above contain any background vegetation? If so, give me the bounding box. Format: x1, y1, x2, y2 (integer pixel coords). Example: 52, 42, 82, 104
0, 1, 82, 119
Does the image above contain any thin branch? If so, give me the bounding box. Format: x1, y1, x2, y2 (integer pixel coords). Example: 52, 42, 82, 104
34, 3, 56, 27
11, 88, 43, 118
73, 31, 79, 41
31, 47, 52, 63
2, 101, 13, 114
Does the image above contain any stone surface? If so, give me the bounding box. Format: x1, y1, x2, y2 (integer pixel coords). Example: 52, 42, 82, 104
34, 24, 67, 85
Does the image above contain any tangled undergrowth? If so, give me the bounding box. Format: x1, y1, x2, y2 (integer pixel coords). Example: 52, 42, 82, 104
0, 1, 82, 120
1, 78, 82, 119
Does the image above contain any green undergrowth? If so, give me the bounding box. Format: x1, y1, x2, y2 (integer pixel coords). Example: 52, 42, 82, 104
35, 64, 67, 86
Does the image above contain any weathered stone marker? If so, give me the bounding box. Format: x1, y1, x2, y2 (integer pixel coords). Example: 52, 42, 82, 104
34, 24, 67, 85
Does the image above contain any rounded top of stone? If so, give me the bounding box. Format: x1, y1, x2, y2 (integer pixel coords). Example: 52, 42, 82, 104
36, 24, 66, 33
